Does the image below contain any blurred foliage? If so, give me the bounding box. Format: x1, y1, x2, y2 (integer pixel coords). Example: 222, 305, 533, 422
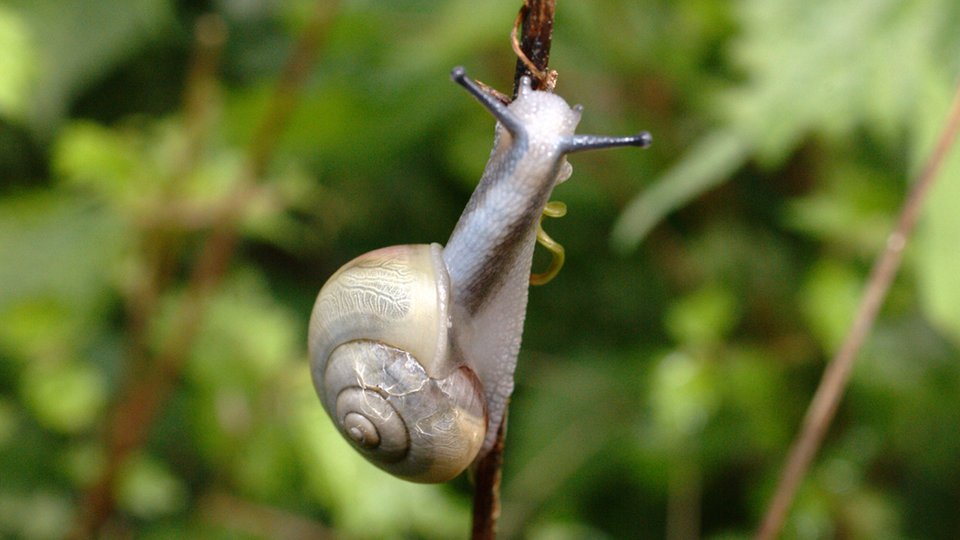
0, 0, 959, 539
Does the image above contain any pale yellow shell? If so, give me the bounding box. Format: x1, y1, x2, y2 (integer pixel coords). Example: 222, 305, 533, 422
308, 243, 486, 482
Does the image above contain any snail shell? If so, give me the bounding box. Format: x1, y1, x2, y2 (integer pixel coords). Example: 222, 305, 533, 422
309, 243, 486, 482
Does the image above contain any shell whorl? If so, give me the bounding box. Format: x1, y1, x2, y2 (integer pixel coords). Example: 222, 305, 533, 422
309, 243, 451, 379
322, 340, 485, 482
308, 243, 486, 482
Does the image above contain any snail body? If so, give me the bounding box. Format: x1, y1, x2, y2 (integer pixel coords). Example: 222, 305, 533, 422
309, 67, 650, 482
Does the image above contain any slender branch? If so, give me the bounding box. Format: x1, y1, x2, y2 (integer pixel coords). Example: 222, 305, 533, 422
755, 80, 960, 540
124, 13, 227, 393
472, 413, 507, 540
512, 0, 556, 93
666, 453, 701, 540
69, 5, 334, 537
247, 3, 336, 180
471, 2, 556, 538
69, 17, 229, 537
175, 14, 228, 188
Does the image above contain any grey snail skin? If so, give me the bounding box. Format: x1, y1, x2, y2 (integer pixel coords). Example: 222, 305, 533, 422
308, 66, 651, 483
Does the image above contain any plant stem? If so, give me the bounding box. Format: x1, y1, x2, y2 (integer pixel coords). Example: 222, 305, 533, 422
68, 5, 334, 536
512, 0, 556, 93
755, 79, 960, 540
472, 414, 507, 540
471, 1, 556, 538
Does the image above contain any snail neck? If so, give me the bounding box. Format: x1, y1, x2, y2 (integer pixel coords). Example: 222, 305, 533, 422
443, 135, 567, 314
441, 130, 568, 455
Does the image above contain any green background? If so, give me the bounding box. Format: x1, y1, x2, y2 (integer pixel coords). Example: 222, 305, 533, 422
2, 0, 960, 538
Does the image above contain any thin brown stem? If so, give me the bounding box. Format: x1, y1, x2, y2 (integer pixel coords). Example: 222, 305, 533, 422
666, 451, 701, 540
471, 2, 556, 538
755, 80, 960, 540
472, 413, 507, 540
69, 5, 335, 537
175, 14, 228, 187
69, 17, 230, 537
247, 2, 335, 180
511, 0, 556, 95
124, 14, 227, 384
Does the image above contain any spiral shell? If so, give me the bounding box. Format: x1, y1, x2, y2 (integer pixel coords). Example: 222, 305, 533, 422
308, 243, 486, 482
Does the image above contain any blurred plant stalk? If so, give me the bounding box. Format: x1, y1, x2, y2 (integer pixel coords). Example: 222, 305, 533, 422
68, 4, 336, 537
756, 77, 960, 540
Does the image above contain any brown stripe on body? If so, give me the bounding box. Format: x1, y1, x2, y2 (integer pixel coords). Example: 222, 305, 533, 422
458, 164, 560, 315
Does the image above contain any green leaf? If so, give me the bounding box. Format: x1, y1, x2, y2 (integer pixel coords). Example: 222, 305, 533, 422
613, 0, 960, 250
665, 283, 740, 345
21, 360, 106, 434
649, 351, 718, 444
8, 0, 173, 136
0, 192, 126, 319
783, 156, 899, 253
186, 272, 299, 388
0, 399, 17, 447
611, 129, 750, 252
0, 6, 35, 120
116, 453, 187, 519
53, 121, 145, 200
801, 260, 862, 351
0, 491, 73, 539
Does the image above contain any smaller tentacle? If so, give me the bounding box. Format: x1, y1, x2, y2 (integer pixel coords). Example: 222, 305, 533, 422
561, 131, 653, 154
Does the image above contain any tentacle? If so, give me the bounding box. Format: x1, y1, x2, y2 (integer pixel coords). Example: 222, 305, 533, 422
561, 131, 652, 154
451, 67, 527, 139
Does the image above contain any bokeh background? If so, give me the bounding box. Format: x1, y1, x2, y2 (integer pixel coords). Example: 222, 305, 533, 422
2, 0, 960, 538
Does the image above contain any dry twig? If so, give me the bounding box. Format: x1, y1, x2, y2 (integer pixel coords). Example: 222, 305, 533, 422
68, 5, 335, 537
755, 80, 960, 540
470, 1, 556, 538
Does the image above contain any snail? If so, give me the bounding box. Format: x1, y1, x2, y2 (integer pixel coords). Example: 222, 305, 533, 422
308, 66, 651, 482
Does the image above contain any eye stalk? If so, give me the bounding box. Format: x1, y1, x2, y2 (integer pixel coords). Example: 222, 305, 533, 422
451, 66, 527, 139
451, 65, 652, 154
562, 131, 653, 153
